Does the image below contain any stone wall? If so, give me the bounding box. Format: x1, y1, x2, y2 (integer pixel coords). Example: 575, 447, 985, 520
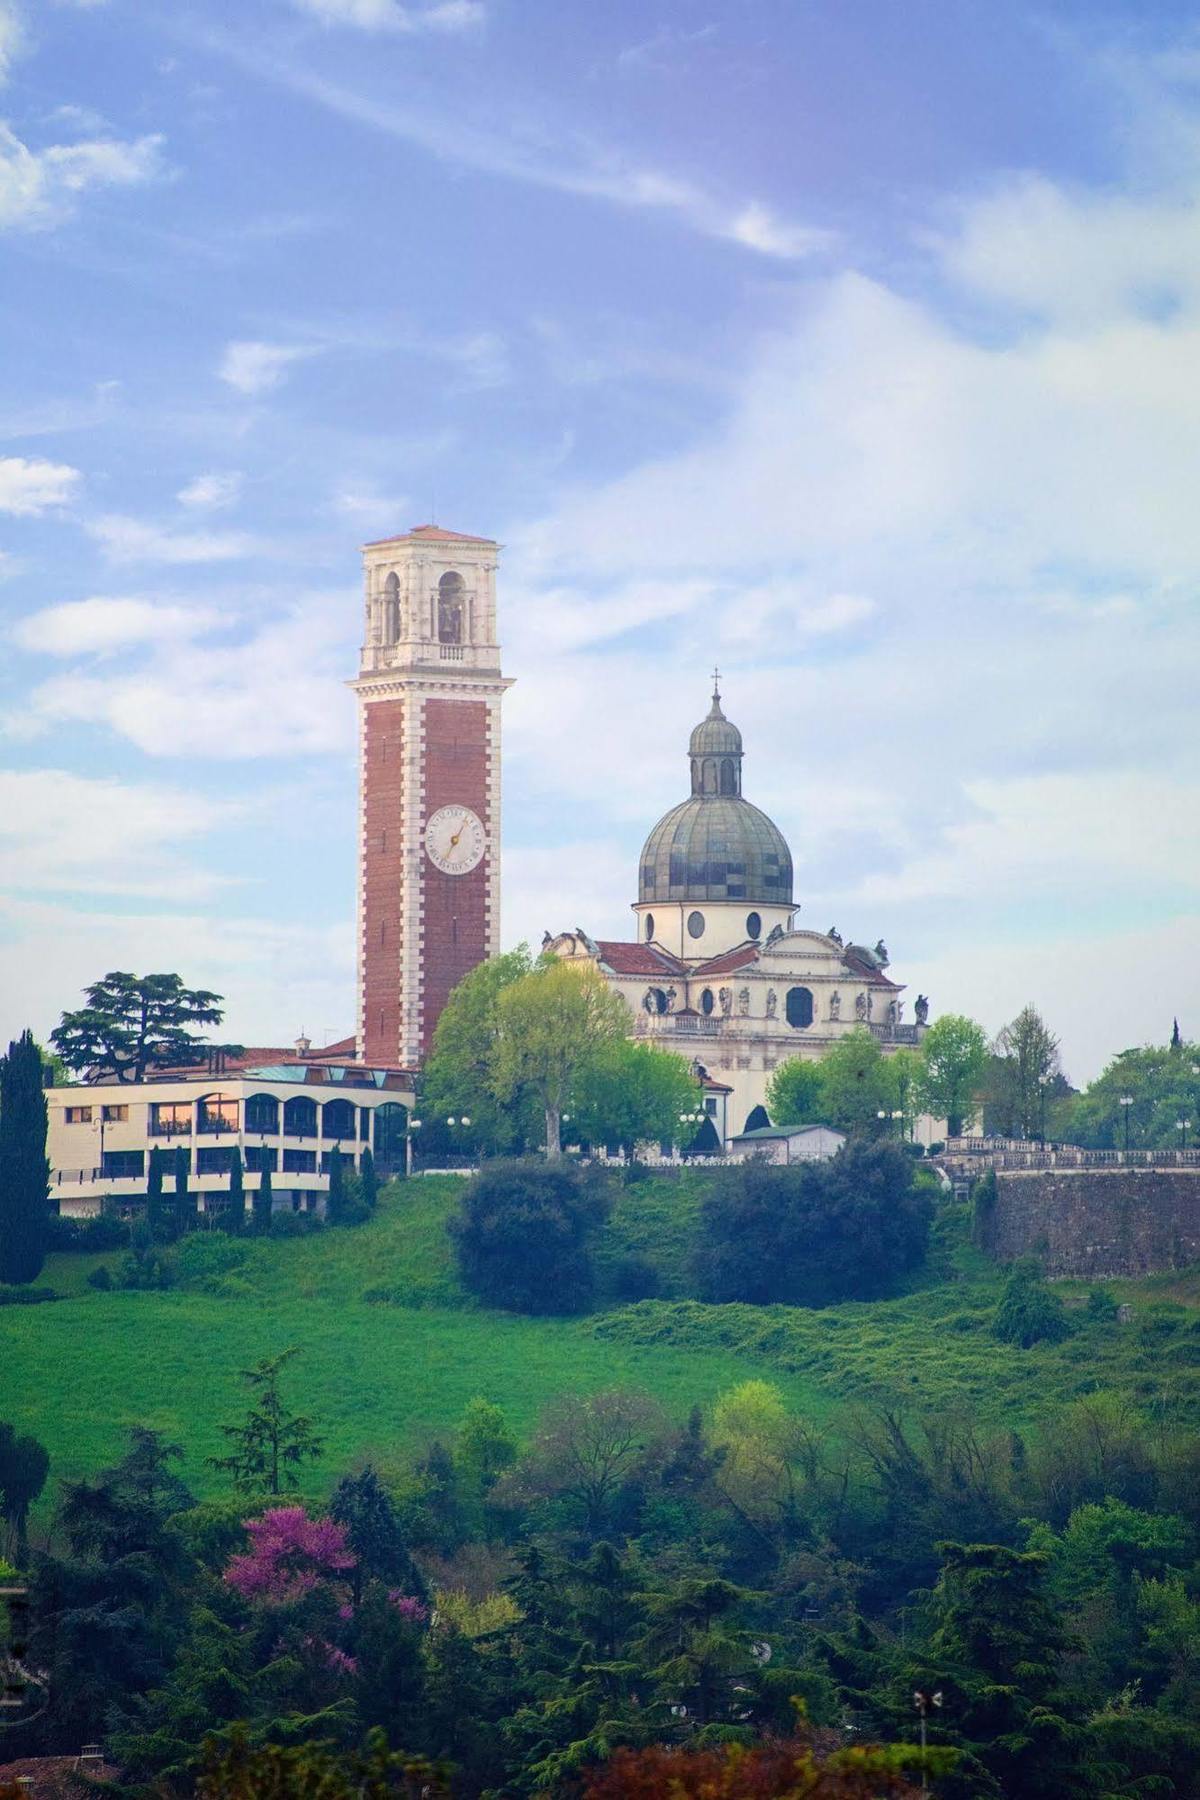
978, 1167, 1200, 1277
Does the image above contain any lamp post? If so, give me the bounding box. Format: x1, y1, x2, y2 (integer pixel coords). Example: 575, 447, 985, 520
678, 1110, 704, 1158
1176, 1117, 1191, 1153
877, 1108, 903, 1137
405, 1115, 422, 1179
1119, 1093, 1134, 1155
912, 1689, 943, 1797
445, 1115, 472, 1167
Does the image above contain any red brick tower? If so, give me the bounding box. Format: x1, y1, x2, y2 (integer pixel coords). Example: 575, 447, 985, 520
352, 526, 511, 1068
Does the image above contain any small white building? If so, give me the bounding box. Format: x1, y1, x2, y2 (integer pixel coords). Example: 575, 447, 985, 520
48, 1047, 416, 1219
729, 1123, 847, 1165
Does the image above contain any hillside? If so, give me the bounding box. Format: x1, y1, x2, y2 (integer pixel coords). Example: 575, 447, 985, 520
4, 1173, 1199, 1505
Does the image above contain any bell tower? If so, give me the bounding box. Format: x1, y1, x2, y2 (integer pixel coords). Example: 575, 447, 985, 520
352, 525, 511, 1067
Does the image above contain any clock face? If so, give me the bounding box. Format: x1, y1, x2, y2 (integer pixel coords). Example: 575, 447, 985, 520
425, 804, 486, 875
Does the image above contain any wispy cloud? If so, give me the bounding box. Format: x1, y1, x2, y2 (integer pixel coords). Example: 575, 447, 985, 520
0, 455, 80, 514
86, 514, 256, 564
13, 595, 223, 657
218, 338, 313, 395
177, 470, 243, 509
194, 28, 829, 261
289, 0, 484, 30
0, 121, 164, 229
0, 0, 23, 84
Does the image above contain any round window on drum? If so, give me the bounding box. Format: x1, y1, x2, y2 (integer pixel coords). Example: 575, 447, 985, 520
645, 913, 655, 942
746, 911, 762, 940
687, 910, 705, 939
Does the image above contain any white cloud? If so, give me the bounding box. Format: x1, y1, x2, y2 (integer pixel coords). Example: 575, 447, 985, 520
218, 338, 312, 395
13, 596, 222, 657
0, 122, 164, 229
728, 200, 829, 260
86, 514, 255, 564
0, 768, 241, 902
0, 1, 22, 84
289, 0, 484, 31
0, 454, 79, 514
177, 470, 242, 510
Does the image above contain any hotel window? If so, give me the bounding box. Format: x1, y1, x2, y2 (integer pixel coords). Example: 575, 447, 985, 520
197, 1094, 239, 1134
282, 1149, 317, 1174
244, 1146, 278, 1173
197, 1146, 236, 1175
101, 1104, 128, 1123
245, 1093, 279, 1135
100, 1150, 144, 1179
64, 1105, 93, 1124
150, 1102, 192, 1137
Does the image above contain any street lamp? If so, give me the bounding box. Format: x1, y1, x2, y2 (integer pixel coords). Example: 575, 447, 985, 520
679, 1110, 704, 1158
1119, 1093, 1134, 1154
877, 1108, 903, 1137
405, 1115, 422, 1179
1176, 1117, 1191, 1153
912, 1690, 944, 1796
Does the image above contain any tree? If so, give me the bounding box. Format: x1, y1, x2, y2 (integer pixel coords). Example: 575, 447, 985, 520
571, 1038, 701, 1157
421, 945, 537, 1154
0, 1422, 49, 1565
510, 1389, 668, 1536
326, 1144, 347, 1224
991, 1258, 1071, 1347
358, 1145, 379, 1210
1059, 1036, 1200, 1151
814, 1028, 894, 1135
0, 1030, 50, 1284
987, 1004, 1061, 1139
692, 1141, 934, 1306
491, 961, 631, 1156
450, 1158, 612, 1314
581, 1733, 934, 1799
223, 1505, 354, 1604
173, 1144, 195, 1234
765, 1056, 824, 1128
329, 1464, 424, 1605
916, 1014, 989, 1137
51, 971, 225, 1084
224, 1149, 245, 1236
253, 1158, 273, 1234
454, 1395, 517, 1507
208, 1347, 324, 1494
145, 1144, 167, 1237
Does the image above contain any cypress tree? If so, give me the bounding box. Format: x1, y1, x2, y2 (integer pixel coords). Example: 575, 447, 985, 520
145, 1145, 166, 1237
326, 1144, 346, 1224
0, 1030, 50, 1285
254, 1158, 273, 1235
173, 1144, 195, 1235
359, 1145, 379, 1210
225, 1149, 245, 1235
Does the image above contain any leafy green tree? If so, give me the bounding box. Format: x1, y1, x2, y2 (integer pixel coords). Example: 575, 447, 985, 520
884, 1046, 925, 1141
253, 1158, 273, 1234
329, 1464, 424, 1605
492, 961, 631, 1156
571, 1038, 701, 1157
692, 1141, 933, 1306
173, 1143, 195, 1234
450, 1158, 613, 1314
986, 1004, 1061, 1139
814, 1028, 895, 1135
510, 1389, 669, 1537
1061, 1037, 1200, 1151
454, 1395, 518, 1504
0, 1029, 50, 1284
208, 1347, 323, 1494
991, 1258, 1070, 1347
765, 1056, 824, 1127
358, 1145, 379, 1210
636, 1574, 757, 1727
916, 1014, 988, 1137
421, 945, 536, 1154
224, 1149, 245, 1236
51, 971, 225, 1084
0, 1422, 49, 1565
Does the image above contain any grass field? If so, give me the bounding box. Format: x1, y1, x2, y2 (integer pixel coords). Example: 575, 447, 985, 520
4, 1174, 1199, 1510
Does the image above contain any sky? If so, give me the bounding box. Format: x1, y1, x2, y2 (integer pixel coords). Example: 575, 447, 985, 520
1, 0, 1199, 1085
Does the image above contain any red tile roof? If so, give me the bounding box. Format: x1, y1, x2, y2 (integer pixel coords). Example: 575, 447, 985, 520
362, 524, 497, 547
841, 949, 900, 988
595, 940, 685, 977
692, 945, 760, 976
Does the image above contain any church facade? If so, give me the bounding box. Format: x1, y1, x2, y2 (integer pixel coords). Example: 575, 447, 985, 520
547, 683, 929, 1141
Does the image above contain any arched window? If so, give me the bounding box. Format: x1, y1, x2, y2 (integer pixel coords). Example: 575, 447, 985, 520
322, 1098, 356, 1141
648, 988, 668, 1015
743, 1104, 771, 1133
719, 758, 735, 795
700, 988, 714, 1015
746, 911, 762, 940
384, 571, 400, 642
786, 986, 814, 1029
438, 571, 465, 644
703, 759, 717, 794
283, 1095, 318, 1139
245, 1093, 279, 1135
644, 913, 655, 942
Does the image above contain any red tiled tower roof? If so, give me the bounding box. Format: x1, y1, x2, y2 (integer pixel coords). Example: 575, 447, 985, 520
361, 524, 497, 547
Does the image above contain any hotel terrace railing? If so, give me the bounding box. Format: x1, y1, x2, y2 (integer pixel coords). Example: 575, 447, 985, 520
940, 1138, 1200, 1172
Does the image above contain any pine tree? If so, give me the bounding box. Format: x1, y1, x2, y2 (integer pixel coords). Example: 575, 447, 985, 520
207, 1346, 323, 1494
0, 1030, 50, 1284
1171, 1017, 1183, 1052
359, 1145, 379, 1210
145, 1145, 166, 1238
224, 1150, 245, 1235
253, 1159, 273, 1235
173, 1144, 195, 1235
326, 1144, 346, 1224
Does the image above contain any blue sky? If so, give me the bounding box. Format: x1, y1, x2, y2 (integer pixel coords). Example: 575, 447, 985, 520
2, 0, 1199, 1081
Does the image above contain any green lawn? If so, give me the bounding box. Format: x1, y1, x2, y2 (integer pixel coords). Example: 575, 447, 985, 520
5, 1175, 1199, 1509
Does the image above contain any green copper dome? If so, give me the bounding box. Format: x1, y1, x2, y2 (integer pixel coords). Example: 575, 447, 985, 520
639, 683, 793, 905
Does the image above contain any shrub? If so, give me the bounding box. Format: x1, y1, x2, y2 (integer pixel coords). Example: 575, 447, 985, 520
45, 1212, 130, 1253
0, 1284, 58, 1305
449, 1159, 613, 1314
691, 1140, 933, 1307
1086, 1286, 1119, 1323
174, 1233, 249, 1290
607, 1253, 661, 1302
86, 1265, 113, 1291
270, 1210, 321, 1238
118, 1226, 177, 1291
992, 1258, 1071, 1347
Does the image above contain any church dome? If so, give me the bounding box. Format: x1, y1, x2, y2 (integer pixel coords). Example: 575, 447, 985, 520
639, 682, 793, 905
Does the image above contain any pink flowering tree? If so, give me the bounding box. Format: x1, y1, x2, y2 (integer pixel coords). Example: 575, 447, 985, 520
225, 1506, 356, 1607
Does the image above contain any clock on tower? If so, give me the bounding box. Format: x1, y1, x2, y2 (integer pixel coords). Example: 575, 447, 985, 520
352, 525, 512, 1067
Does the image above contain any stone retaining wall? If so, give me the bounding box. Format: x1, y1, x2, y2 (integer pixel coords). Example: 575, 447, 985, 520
979, 1168, 1200, 1277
